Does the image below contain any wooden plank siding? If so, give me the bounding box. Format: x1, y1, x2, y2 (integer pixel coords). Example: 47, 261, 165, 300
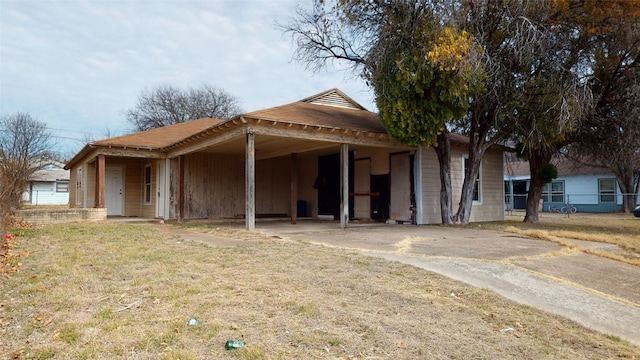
256, 156, 291, 216
182, 153, 245, 219
296, 153, 318, 218
122, 159, 144, 217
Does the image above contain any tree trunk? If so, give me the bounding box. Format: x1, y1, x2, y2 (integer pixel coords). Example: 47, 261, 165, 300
434, 131, 454, 224
452, 146, 487, 224
611, 162, 637, 213
523, 150, 553, 223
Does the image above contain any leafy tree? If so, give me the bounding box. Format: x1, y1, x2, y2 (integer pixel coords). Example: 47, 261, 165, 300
283, 1, 484, 223
368, 3, 486, 223
284, 0, 637, 224
126, 83, 244, 131
565, 0, 640, 213
0, 113, 56, 234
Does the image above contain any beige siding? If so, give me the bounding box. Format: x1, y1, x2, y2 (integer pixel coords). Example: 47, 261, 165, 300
469, 150, 505, 222
68, 166, 78, 209
122, 159, 144, 217
420, 147, 443, 224
353, 147, 390, 175
419, 146, 505, 224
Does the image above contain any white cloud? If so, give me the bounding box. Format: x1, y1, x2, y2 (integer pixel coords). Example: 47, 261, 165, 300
0, 0, 375, 156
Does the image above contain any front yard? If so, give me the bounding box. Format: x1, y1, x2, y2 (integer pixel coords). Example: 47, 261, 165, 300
1, 221, 638, 359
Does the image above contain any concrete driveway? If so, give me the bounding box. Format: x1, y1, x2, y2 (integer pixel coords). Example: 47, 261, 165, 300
152, 220, 640, 347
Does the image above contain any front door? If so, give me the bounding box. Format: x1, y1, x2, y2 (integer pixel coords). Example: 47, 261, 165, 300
105, 166, 123, 216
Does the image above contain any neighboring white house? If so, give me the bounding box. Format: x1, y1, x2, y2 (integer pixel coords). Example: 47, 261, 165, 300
504, 159, 640, 213
22, 162, 70, 205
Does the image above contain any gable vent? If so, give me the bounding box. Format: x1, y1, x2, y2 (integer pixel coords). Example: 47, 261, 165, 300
303, 89, 364, 110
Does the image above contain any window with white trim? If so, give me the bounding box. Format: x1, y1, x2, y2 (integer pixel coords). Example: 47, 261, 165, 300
598, 178, 616, 203
463, 157, 481, 203
56, 180, 69, 193
144, 165, 152, 204
542, 181, 564, 203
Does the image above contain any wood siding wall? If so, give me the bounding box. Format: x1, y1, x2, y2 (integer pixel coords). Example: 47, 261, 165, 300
122, 159, 144, 218
68, 167, 78, 208
297, 153, 318, 218
182, 153, 245, 219
420, 146, 505, 224
256, 156, 292, 215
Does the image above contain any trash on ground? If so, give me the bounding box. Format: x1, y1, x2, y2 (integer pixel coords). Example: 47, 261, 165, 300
225, 340, 246, 350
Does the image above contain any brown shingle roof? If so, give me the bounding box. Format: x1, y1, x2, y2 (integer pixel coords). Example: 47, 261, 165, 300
505, 159, 613, 177
244, 101, 386, 133
93, 118, 223, 149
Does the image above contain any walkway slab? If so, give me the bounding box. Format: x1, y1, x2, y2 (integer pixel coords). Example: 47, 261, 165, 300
368, 252, 640, 346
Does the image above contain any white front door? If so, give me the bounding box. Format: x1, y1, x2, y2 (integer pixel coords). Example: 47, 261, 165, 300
156, 162, 165, 218
105, 166, 123, 216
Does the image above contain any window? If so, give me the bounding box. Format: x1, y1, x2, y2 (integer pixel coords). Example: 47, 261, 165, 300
463, 157, 481, 202
542, 181, 564, 203
56, 180, 69, 193
144, 165, 152, 204
75, 168, 82, 206
599, 178, 616, 203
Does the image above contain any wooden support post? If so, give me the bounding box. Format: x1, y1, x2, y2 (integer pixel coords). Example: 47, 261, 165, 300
290, 153, 298, 225
340, 143, 349, 229
245, 132, 256, 231
178, 155, 185, 222
95, 154, 105, 208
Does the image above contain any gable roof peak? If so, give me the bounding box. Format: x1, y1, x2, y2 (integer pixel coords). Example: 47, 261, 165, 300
299, 88, 366, 110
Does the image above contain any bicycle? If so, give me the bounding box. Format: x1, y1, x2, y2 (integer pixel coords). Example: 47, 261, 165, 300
548, 203, 577, 214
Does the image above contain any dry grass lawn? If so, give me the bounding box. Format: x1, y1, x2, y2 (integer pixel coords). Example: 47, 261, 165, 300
1, 221, 639, 359
495, 212, 640, 266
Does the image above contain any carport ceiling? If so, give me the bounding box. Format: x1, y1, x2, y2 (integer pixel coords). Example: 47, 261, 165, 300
199, 135, 343, 160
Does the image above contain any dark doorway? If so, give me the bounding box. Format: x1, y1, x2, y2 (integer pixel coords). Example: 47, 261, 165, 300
315, 153, 354, 219
370, 174, 390, 221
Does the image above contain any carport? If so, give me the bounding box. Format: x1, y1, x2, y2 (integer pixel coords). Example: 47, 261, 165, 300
162, 94, 412, 230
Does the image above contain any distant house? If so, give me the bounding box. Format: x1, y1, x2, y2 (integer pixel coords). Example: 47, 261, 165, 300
504, 159, 640, 213
64, 88, 510, 228
22, 161, 70, 205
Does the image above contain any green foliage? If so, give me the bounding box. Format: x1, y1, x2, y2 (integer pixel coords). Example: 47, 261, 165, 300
535, 163, 558, 184
372, 19, 485, 147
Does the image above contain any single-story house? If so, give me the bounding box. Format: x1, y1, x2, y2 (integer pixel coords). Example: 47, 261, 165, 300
504, 159, 640, 213
64, 88, 508, 229
22, 161, 70, 205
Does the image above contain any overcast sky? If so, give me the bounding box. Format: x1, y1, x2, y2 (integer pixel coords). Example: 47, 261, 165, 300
0, 0, 375, 157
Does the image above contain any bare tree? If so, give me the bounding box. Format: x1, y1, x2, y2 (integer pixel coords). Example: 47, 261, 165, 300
126, 83, 244, 131
0, 113, 56, 234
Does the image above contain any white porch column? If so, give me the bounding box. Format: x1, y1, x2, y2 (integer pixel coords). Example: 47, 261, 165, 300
340, 143, 349, 229
245, 132, 256, 230
414, 147, 423, 224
